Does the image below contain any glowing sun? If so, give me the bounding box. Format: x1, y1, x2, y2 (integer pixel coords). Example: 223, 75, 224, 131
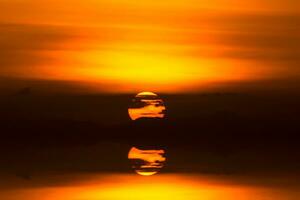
128, 92, 166, 121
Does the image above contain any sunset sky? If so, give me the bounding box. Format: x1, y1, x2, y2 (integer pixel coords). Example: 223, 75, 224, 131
1, 2, 300, 200
0, 0, 299, 93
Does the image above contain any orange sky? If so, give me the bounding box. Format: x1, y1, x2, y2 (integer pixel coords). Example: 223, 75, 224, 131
0, 0, 299, 93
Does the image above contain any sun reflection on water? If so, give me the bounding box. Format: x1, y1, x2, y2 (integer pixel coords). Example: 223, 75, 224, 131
128, 147, 166, 176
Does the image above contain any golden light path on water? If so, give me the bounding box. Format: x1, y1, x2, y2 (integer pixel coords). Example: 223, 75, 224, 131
1, 173, 299, 200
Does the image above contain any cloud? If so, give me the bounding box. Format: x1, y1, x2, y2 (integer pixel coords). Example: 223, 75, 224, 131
0, 23, 75, 71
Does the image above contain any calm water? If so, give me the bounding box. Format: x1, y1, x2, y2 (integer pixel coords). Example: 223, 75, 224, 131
0, 173, 299, 200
